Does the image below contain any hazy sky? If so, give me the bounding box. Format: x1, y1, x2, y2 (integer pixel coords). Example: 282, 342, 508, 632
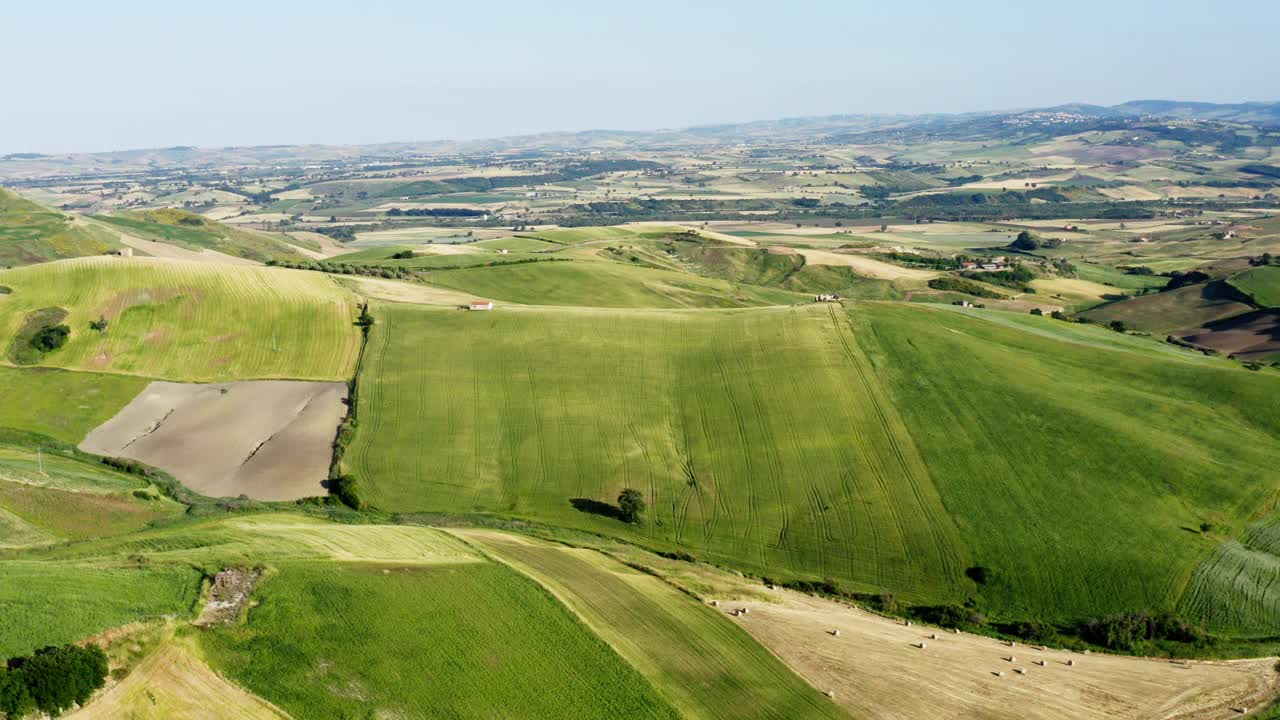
4, 0, 1278, 154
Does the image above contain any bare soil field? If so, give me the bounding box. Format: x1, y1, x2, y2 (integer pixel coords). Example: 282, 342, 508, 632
79, 381, 347, 501
69, 640, 288, 720
721, 589, 1280, 720
1181, 309, 1280, 360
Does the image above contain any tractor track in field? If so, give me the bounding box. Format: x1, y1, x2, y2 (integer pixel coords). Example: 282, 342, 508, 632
710, 346, 769, 567
829, 305, 963, 586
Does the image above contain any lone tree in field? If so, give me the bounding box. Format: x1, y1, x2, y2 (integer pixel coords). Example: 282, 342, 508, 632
618, 488, 645, 524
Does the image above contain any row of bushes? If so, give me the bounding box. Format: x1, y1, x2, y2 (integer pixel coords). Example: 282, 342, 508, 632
759, 575, 1214, 654
0, 644, 108, 719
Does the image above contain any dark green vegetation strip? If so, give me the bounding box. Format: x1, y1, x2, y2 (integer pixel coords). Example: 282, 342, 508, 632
201, 562, 680, 720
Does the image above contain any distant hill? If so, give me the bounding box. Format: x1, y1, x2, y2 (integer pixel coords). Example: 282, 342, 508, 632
1114, 100, 1280, 126
0, 187, 121, 268
94, 209, 309, 264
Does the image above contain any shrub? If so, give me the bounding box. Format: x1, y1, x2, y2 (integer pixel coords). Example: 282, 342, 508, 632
618, 488, 646, 523
965, 566, 990, 584
1029, 308, 1043, 316
389, 250, 415, 260
89, 316, 110, 332
30, 324, 70, 352
329, 474, 364, 510
1109, 320, 1128, 333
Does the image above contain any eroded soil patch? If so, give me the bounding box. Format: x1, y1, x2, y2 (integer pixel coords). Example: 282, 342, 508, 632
196, 568, 261, 627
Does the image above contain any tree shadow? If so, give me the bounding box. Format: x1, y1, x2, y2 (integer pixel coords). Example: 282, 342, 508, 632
570, 498, 623, 521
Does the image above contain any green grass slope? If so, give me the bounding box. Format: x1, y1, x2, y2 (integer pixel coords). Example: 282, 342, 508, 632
461, 531, 849, 720
0, 257, 361, 381
1080, 281, 1254, 334
0, 187, 121, 268
202, 562, 680, 720
1228, 265, 1280, 308
0, 366, 146, 445
430, 259, 807, 307
348, 302, 969, 602
347, 300, 1280, 628
95, 209, 307, 264
858, 304, 1280, 622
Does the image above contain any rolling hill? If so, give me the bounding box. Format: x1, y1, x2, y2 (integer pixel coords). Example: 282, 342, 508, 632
0, 187, 121, 268
94, 209, 308, 264
0, 257, 361, 381
343, 300, 1280, 628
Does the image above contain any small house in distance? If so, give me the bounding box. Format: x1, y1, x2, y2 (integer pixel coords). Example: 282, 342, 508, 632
815, 293, 841, 303
469, 300, 495, 311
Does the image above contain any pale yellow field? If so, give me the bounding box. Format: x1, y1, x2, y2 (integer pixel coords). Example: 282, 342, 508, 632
1029, 277, 1121, 304
726, 589, 1278, 720
70, 640, 288, 720
795, 248, 939, 280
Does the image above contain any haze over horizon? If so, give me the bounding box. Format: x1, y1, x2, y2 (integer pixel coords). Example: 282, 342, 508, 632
4, 0, 1278, 155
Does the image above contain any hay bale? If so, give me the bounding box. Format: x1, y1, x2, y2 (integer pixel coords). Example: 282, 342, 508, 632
917, 642, 927, 649
741, 608, 750, 615
1007, 656, 1016, 662
824, 690, 836, 699
710, 600, 719, 607
831, 629, 841, 637
1014, 668, 1027, 675
905, 620, 912, 627
1066, 659, 1075, 666
1035, 660, 1046, 666
929, 633, 938, 640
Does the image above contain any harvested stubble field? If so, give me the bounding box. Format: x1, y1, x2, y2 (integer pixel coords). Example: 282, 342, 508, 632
456, 530, 849, 720
0, 257, 361, 381
79, 380, 348, 500
348, 300, 1280, 629
727, 589, 1280, 720
68, 639, 289, 720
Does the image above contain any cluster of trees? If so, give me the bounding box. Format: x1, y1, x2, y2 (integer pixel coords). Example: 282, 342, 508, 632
928, 276, 1006, 299
1007, 230, 1063, 252
313, 226, 357, 242
0, 644, 108, 718
618, 489, 645, 524
386, 207, 486, 218
30, 324, 69, 353
1162, 270, 1211, 291
961, 263, 1036, 291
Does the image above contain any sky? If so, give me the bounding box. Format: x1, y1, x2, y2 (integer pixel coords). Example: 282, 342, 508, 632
3, 0, 1278, 154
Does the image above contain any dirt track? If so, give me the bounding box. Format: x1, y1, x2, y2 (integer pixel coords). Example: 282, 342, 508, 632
79, 381, 347, 500
795, 248, 938, 280
721, 589, 1279, 720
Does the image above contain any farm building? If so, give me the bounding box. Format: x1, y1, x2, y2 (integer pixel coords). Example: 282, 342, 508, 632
469, 300, 495, 311
815, 293, 841, 303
